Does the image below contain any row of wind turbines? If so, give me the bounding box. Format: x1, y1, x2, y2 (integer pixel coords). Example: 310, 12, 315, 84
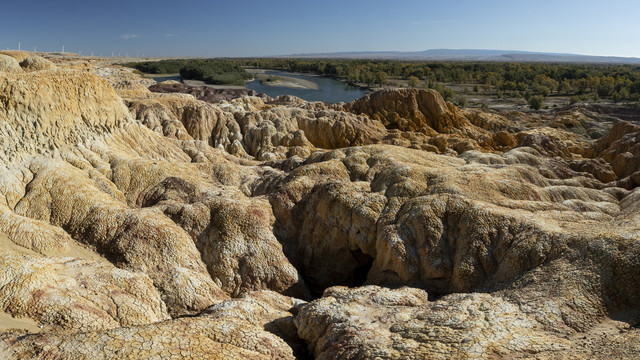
10, 42, 145, 58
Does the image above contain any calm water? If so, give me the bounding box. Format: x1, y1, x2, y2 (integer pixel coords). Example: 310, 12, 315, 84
152, 70, 369, 103
245, 70, 369, 103
151, 74, 181, 82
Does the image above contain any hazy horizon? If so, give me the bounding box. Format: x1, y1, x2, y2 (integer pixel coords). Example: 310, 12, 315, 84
2, 0, 639, 58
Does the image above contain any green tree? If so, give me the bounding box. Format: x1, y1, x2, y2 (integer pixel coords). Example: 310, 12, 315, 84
612, 91, 622, 102
559, 80, 572, 94
360, 70, 374, 86
375, 71, 388, 87
575, 79, 589, 94
500, 81, 517, 95
619, 87, 631, 100
534, 74, 559, 93
408, 76, 420, 87
598, 76, 614, 97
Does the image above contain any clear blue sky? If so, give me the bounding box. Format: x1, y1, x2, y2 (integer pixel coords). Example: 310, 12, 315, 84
1, 0, 639, 58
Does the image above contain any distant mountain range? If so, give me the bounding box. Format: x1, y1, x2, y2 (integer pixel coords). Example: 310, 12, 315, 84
285, 49, 640, 64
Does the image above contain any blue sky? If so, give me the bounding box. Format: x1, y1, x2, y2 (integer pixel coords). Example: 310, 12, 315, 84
1, 0, 639, 58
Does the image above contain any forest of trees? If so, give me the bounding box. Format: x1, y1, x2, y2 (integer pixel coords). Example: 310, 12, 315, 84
124, 59, 252, 85
235, 58, 640, 103
125, 58, 640, 106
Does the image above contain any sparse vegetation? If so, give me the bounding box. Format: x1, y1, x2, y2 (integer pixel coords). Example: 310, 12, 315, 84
569, 95, 580, 105
131, 69, 154, 79
260, 76, 281, 84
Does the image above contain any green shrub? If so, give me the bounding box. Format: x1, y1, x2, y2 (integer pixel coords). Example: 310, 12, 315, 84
454, 95, 467, 107
569, 95, 580, 105
260, 76, 281, 83
528, 95, 544, 110
431, 83, 455, 101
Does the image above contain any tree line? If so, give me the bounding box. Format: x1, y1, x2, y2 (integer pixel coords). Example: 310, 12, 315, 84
236, 58, 640, 103
124, 58, 640, 107
123, 59, 252, 85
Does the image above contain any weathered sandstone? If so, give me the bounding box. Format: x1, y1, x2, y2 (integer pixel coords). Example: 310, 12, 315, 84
3, 315, 295, 360
0, 55, 22, 73
0, 238, 169, 332
0, 53, 638, 359
19, 56, 54, 72
297, 286, 570, 359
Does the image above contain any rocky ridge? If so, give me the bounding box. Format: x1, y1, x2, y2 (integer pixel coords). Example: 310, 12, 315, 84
0, 51, 638, 359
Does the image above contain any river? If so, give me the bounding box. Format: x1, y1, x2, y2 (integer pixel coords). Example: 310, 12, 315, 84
152, 70, 370, 103
245, 70, 369, 103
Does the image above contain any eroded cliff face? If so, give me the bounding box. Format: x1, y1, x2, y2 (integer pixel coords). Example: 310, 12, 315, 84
0, 51, 639, 359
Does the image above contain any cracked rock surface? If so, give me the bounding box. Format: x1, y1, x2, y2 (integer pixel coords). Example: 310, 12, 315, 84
0, 51, 639, 359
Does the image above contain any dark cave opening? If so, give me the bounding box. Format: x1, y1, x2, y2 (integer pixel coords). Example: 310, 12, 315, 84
351, 248, 374, 287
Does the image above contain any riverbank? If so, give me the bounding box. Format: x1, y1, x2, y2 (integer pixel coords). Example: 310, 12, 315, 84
147, 68, 369, 103
246, 69, 319, 90
154, 71, 320, 91
182, 79, 246, 90
150, 74, 247, 90
244, 69, 368, 103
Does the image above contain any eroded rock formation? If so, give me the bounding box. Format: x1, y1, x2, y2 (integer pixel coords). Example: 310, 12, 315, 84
149, 82, 270, 102
297, 286, 569, 359
0, 52, 639, 359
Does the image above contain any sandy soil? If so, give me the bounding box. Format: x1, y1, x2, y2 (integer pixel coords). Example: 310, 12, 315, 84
0, 230, 106, 263
0, 312, 40, 333
260, 75, 319, 90
247, 69, 320, 90
180, 70, 319, 90
144, 68, 319, 91
182, 79, 246, 90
